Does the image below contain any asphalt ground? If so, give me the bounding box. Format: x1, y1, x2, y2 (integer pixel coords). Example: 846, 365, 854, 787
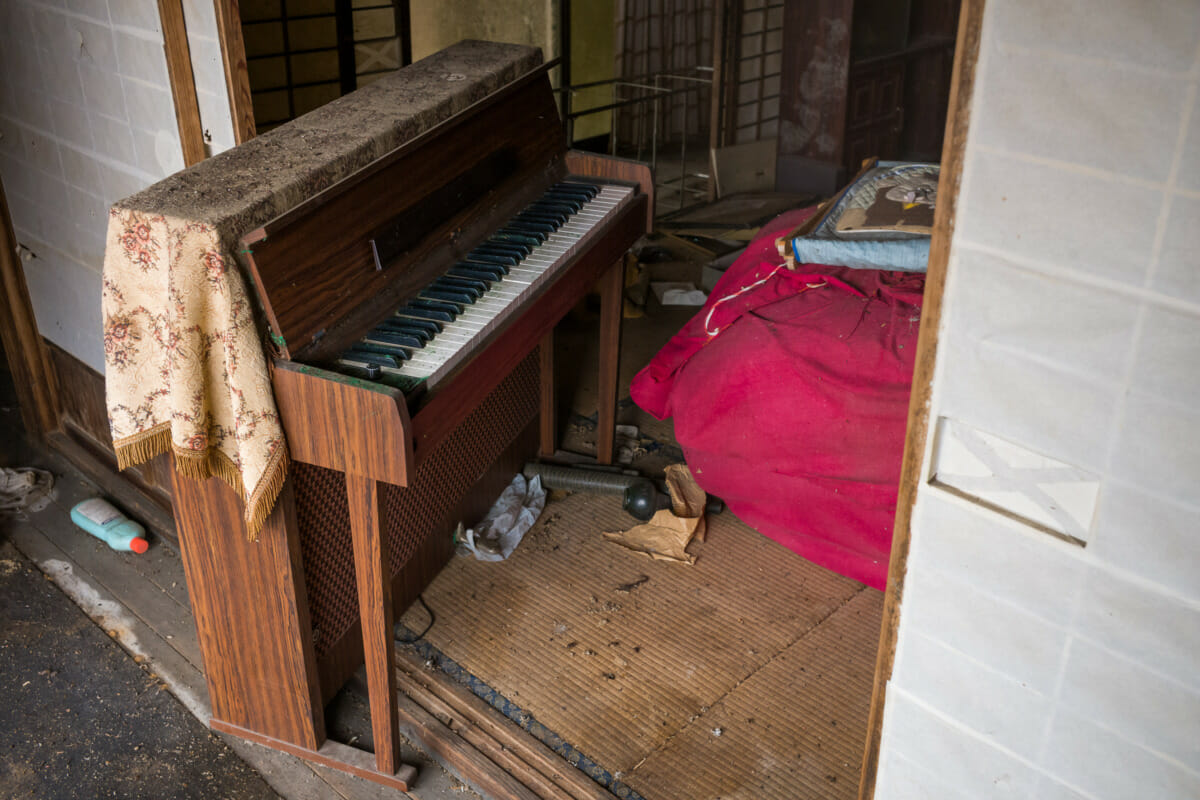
0, 538, 282, 800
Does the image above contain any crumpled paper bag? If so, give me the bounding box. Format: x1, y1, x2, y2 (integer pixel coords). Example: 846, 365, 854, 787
462, 474, 546, 561
603, 464, 706, 563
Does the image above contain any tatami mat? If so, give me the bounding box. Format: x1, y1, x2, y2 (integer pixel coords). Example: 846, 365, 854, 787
625, 589, 881, 800
399, 489, 881, 799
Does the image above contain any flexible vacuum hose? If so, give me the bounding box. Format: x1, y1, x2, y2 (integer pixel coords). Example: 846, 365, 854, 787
523, 463, 662, 521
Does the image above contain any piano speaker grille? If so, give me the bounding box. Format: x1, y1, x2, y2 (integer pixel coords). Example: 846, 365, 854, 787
382, 352, 542, 574
291, 460, 355, 655
292, 351, 542, 659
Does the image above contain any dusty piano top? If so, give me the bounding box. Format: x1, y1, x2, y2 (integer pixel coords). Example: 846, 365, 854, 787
101, 40, 543, 539
116, 40, 543, 233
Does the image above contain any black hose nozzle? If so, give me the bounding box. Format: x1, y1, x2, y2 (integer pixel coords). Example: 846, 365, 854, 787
522, 462, 667, 521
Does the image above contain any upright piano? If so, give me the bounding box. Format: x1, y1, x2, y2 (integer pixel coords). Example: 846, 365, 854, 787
168, 48, 651, 790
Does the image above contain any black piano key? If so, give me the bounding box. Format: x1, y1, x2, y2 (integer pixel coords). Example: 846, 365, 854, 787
375, 319, 432, 342
468, 247, 520, 266
367, 328, 424, 348
548, 186, 596, 202
463, 252, 515, 270
337, 362, 382, 381
348, 342, 404, 359
536, 194, 583, 213
522, 207, 569, 224
432, 276, 486, 297
534, 194, 581, 207
505, 219, 557, 235
409, 298, 460, 319
493, 229, 545, 246
545, 185, 589, 196
354, 338, 412, 360
342, 349, 403, 367
398, 305, 454, 323
449, 265, 501, 283
482, 239, 532, 257
419, 289, 474, 305
393, 313, 443, 333
452, 261, 504, 278
559, 183, 599, 199
521, 203, 570, 217
471, 245, 524, 262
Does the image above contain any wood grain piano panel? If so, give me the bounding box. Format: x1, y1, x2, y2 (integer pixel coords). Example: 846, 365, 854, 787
273, 362, 413, 486
346, 472, 402, 774
244, 72, 566, 360
310, 358, 542, 705
170, 472, 325, 750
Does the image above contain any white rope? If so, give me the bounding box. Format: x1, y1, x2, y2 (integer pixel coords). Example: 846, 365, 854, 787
703, 264, 826, 337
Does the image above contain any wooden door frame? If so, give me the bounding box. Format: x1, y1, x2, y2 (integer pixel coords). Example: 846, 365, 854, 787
213, 0, 257, 145
857, 1, 985, 798
159, 0, 209, 166
0, 180, 58, 439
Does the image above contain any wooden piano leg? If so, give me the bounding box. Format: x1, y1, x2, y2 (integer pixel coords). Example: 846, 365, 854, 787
171, 471, 326, 751
596, 258, 624, 465
539, 330, 556, 458
345, 472, 404, 777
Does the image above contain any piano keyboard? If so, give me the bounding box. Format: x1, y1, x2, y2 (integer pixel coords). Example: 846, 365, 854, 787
334, 180, 634, 393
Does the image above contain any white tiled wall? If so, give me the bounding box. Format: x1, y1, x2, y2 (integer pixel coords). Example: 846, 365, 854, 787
877, 2, 1200, 798
0, 0, 233, 374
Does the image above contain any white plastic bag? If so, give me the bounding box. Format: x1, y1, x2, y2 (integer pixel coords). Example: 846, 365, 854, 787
461, 474, 545, 562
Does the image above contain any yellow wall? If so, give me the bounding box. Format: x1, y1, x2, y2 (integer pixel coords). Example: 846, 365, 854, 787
409, 0, 616, 144
410, 0, 558, 62
567, 0, 615, 142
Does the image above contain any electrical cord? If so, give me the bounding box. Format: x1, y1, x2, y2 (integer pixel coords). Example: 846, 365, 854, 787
393, 594, 435, 645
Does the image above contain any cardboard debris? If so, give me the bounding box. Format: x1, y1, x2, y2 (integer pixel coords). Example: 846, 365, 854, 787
603, 464, 706, 563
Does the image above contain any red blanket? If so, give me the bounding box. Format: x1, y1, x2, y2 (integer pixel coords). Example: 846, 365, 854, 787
631, 209, 924, 589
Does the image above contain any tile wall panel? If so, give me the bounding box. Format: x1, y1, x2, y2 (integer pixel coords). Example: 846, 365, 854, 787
0, 0, 235, 374
878, 1, 1200, 797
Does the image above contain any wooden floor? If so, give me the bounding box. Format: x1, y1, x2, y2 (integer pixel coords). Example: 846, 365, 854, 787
400, 489, 881, 800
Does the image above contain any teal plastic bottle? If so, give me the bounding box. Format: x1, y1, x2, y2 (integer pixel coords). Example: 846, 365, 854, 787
70, 498, 149, 554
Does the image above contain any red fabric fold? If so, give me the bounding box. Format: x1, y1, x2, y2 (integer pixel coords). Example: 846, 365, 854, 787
631, 208, 924, 589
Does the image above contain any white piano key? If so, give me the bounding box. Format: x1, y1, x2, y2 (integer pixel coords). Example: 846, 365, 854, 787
364, 183, 635, 387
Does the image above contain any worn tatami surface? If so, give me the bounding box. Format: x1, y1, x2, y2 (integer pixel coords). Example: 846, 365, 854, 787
400, 488, 881, 800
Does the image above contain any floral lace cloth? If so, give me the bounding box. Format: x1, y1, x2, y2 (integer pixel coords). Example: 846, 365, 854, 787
103, 211, 286, 535
101, 41, 542, 538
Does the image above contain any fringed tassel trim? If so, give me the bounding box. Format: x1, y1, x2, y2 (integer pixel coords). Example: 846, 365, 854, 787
241, 443, 289, 541
113, 425, 290, 543
172, 448, 216, 483
113, 425, 172, 471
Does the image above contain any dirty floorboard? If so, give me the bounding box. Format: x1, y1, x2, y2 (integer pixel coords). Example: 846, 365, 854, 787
400, 489, 882, 800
